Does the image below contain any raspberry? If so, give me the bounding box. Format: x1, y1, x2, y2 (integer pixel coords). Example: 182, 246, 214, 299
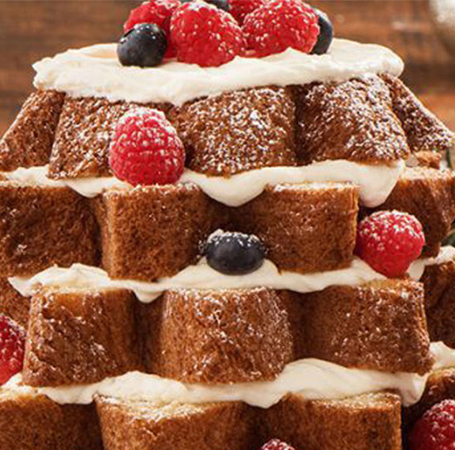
170, 2, 246, 67
0, 315, 26, 385
109, 108, 185, 186
124, 0, 180, 58
260, 439, 296, 450
229, 0, 266, 25
409, 400, 455, 450
355, 211, 425, 278
243, 0, 320, 57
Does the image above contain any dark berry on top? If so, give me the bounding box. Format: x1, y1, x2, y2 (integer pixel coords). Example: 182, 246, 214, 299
311, 8, 334, 55
118, 23, 168, 68
180, 0, 231, 12
204, 231, 266, 275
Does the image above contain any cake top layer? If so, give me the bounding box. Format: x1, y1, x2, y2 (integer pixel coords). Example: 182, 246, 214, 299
33, 38, 404, 106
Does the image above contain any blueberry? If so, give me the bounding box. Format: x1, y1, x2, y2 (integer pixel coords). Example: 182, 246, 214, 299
204, 232, 266, 275
180, 0, 230, 12
118, 23, 167, 68
312, 8, 334, 55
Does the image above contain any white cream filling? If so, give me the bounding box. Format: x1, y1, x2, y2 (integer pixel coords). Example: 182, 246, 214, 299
33, 39, 404, 107
9, 257, 385, 304
7, 342, 455, 408
9, 246, 455, 304
3, 160, 404, 208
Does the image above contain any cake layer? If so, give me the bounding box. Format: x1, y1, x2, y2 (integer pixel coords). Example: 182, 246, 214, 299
95, 393, 401, 450
0, 182, 99, 276
0, 90, 65, 172
20, 281, 433, 387
97, 397, 257, 450
0, 387, 102, 450
368, 166, 455, 257
295, 76, 410, 165
2, 72, 451, 180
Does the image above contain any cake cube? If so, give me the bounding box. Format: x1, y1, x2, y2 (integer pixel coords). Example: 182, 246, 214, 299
144, 288, 294, 383
96, 397, 257, 450
0, 388, 102, 450
297, 280, 433, 375
23, 288, 142, 386
0, 90, 65, 171
295, 76, 410, 165
260, 393, 402, 450
48, 96, 170, 179
94, 185, 228, 281
169, 86, 297, 176
0, 278, 30, 328
383, 74, 455, 154
0, 182, 100, 276
233, 183, 359, 274
422, 257, 455, 347
371, 167, 455, 257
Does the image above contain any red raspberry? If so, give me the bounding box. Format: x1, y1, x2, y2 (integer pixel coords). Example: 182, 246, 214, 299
0, 315, 26, 385
243, 0, 320, 57
170, 2, 246, 67
356, 210, 425, 278
124, 0, 180, 58
260, 440, 296, 450
230, 0, 266, 25
409, 400, 455, 450
109, 108, 185, 186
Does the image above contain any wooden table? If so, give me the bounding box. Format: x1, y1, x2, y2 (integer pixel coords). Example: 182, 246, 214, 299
0, 0, 454, 135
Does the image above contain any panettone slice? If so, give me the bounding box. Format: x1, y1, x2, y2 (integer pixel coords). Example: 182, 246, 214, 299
295, 75, 410, 165
169, 86, 297, 176
0, 90, 65, 172
369, 167, 455, 257
0, 387, 102, 450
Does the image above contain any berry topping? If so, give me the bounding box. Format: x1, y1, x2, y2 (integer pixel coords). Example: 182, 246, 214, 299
204, 231, 266, 275
0, 315, 26, 385
124, 0, 180, 58
409, 400, 455, 450
243, 0, 320, 58
356, 211, 425, 278
109, 108, 185, 186
118, 23, 168, 68
229, 0, 265, 25
311, 8, 334, 55
260, 439, 296, 450
170, 2, 246, 67
181, 0, 231, 13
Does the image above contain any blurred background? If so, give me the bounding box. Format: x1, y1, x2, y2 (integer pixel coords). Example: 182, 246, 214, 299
0, 0, 454, 135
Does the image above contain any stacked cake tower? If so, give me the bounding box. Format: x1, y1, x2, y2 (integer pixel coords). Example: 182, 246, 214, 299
1, 1, 455, 449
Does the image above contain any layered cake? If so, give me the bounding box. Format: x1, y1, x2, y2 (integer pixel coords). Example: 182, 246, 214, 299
1, 1, 455, 449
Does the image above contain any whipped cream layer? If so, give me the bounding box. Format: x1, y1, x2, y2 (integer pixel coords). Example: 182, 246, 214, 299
33, 39, 404, 106
9, 342, 455, 408
4, 159, 404, 208
10, 247, 455, 304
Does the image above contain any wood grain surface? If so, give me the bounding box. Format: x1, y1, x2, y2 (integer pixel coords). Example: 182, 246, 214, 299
0, 0, 454, 134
